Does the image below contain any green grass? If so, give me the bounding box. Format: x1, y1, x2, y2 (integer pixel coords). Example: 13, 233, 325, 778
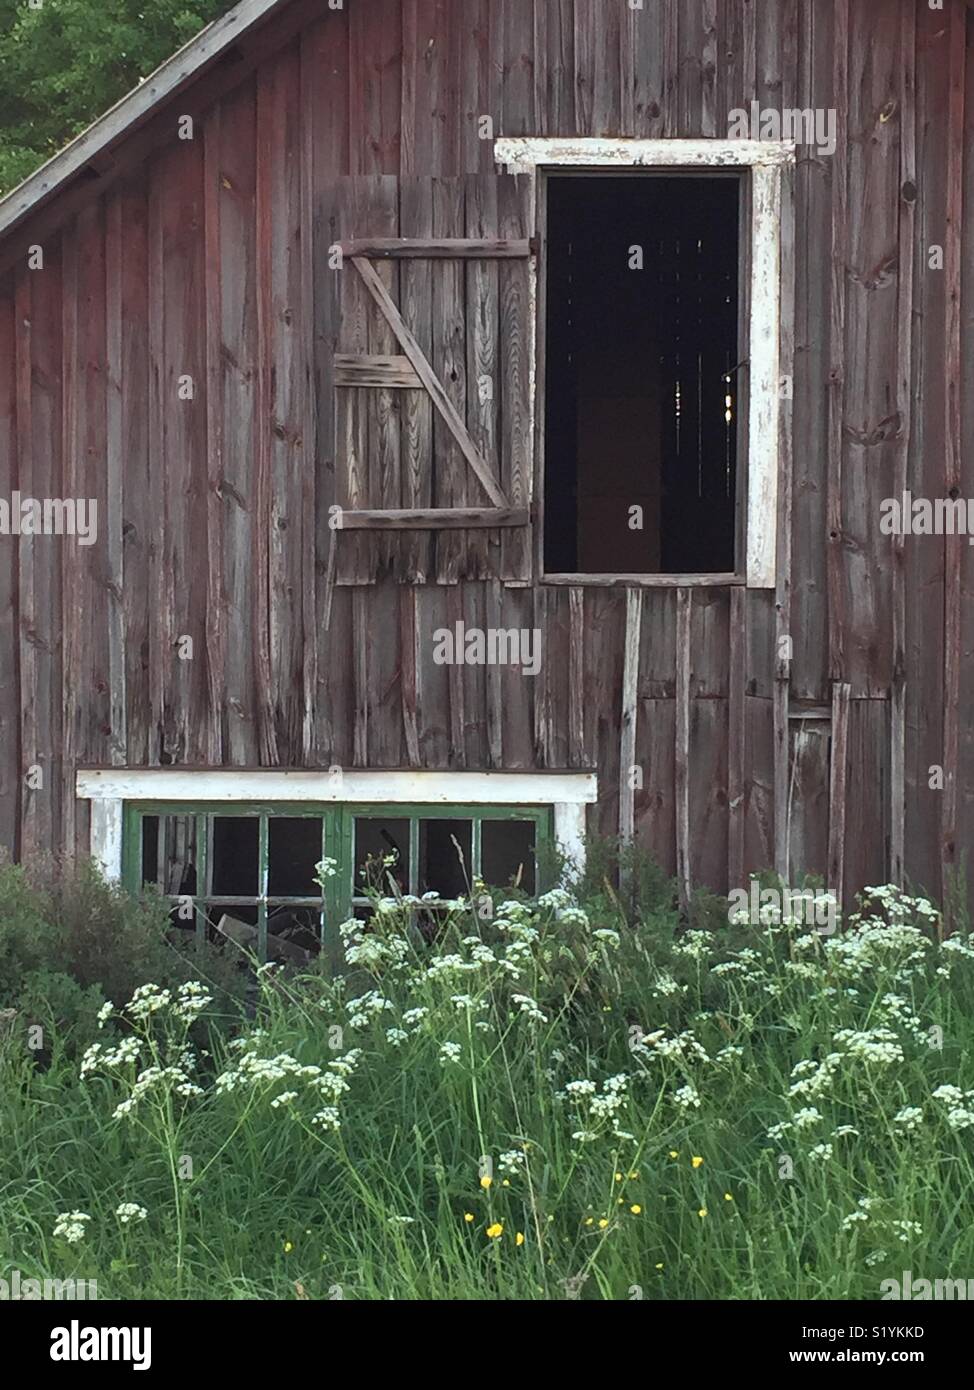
1, 877, 973, 1300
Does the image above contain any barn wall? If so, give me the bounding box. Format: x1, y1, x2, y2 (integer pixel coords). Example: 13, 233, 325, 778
0, 0, 970, 917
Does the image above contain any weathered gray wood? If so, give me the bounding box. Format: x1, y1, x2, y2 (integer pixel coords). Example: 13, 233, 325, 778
542, 572, 743, 588
340, 237, 531, 258
675, 588, 692, 912
338, 507, 529, 530
351, 255, 508, 508
619, 588, 642, 844
828, 681, 851, 910
335, 354, 423, 388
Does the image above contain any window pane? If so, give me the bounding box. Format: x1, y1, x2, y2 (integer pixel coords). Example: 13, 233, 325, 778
141, 816, 159, 887
268, 817, 323, 896
482, 819, 536, 894
211, 817, 260, 896
419, 819, 471, 899
143, 815, 198, 895
354, 818, 409, 893
268, 903, 321, 960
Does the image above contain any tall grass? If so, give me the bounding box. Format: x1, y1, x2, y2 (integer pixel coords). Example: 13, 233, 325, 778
1, 870, 972, 1300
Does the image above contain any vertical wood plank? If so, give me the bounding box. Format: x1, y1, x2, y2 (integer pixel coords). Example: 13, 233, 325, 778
828, 680, 851, 910
941, 0, 964, 929
619, 587, 642, 843
727, 583, 746, 888
826, 0, 848, 682
890, 0, 916, 889
203, 115, 226, 767
675, 587, 692, 912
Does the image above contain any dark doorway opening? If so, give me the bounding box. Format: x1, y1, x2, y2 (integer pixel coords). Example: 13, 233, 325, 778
543, 172, 741, 575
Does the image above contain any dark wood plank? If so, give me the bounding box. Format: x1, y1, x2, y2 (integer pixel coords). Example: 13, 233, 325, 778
338, 507, 529, 529
397, 175, 434, 580
353, 252, 508, 508
339, 237, 531, 258
335, 354, 423, 388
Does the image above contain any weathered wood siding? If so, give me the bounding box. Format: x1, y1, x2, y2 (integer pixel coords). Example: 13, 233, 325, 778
0, 0, 971, 916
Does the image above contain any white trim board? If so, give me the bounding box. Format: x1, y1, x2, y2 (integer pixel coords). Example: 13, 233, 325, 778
499, 136, 791, 589
494, 138, 796, 170
78, 768, 598, 882
77, 768, 597, 804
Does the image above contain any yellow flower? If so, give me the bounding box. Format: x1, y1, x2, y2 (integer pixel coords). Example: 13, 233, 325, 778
669, 1150, 679, 1159
655, 1262, 664, 1270
480, 1174, 492, 1189
598, 1219, 609, 1229
628, 1171, 639, 1180
724, 1193, 734, 1202
691, 1156, 704, 1169
584, 1217, 594, 1227
283, 1241, 293, 1253
617, 1198, 624, 1205
614, 1172, 623, 1182
630, 1204, 642, 1215
464, 1212, 475, 1223
698, 1207, 708, 1219
515, 1232, 525, 1246
502, 1179, 510, 1187
486, 1222, 503, 1239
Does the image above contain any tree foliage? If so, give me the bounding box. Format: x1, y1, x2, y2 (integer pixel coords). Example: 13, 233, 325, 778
0, 0, 237, 195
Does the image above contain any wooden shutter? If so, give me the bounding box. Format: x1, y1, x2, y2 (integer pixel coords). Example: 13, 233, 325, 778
332, 175, 534, 584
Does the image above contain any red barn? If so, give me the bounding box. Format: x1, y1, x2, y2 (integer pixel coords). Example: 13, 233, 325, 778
0, 0, 971, 952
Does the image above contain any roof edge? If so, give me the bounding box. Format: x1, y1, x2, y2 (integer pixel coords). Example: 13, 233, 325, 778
0, 0, 291, 243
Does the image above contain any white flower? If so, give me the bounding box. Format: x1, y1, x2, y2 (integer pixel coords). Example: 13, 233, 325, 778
893, 1106, 923, 1132
385, 1028, 408, 1047
115, 1202, 148, 1225
498, 1150, 527, 1175
931, 1084, 965, 1104
808, 1142, 833, 1161
511, 994, 548, 1024
439, 1041, 462, 1065
96, 1001, 114, 1028
592, 928, 620, 947
792, 1107, 823, 1131
53, 1211, 91, 1244
673, 1083, 701, 1110
270, 1091, 298, 1109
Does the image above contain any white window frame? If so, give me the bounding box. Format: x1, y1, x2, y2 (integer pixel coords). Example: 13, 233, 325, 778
495, 137, 794, 589
77, 768, 597, 883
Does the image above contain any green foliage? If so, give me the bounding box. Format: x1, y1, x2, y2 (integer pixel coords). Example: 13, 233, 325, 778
1, 867, 972, 1300
0, 0, 236, 194
0, 856, 248, 1053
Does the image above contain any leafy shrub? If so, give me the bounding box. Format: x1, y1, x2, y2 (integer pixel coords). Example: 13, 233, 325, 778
0, 855, 248, 1057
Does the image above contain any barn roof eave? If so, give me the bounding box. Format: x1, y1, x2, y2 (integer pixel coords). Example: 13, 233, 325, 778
0, 0, 292, 243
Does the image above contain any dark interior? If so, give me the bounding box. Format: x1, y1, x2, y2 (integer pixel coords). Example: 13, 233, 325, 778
544, 172, 741, 575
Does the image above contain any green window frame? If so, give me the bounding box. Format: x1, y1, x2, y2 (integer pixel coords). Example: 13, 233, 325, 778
122, 801, 553, 962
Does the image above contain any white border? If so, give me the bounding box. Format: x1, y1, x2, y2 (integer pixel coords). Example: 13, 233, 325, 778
77, 768, 597, 882
496, 136, 792, 589
494, 137, 795, 169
